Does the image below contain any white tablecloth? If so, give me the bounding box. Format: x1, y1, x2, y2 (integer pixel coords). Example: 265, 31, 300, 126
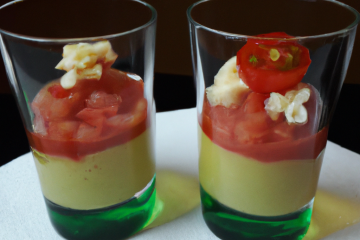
1, 108, 360, 239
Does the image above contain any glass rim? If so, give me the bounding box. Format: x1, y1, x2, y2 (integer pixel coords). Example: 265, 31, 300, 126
0, 0, 157, 43
187, 0, 360, 41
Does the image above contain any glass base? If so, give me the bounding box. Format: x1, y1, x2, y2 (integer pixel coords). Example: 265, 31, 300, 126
45, 177, 156, 240
200, 185, 313, 240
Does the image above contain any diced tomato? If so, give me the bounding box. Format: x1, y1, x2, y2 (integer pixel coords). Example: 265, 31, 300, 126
30, 67, 149, 160
202, 91, 273, 145
200, 82, 327, 162
86, 91, 121, 108
234, 112, 270, 144
105, 99, 147, 132
268, 121, 295, 142
105, 114, 134, 130
76, 120, 103, 140
212, 124, 234, 142
48, 84, 71, 98
49, 93, 82, 120
32, 86, 82, 121
117, 81, 144, 114
76, 106, 118, 126
99, 69, 130, 94
48, 121, 80, 140
242, 92, 269, 114
32, 88, 55, 121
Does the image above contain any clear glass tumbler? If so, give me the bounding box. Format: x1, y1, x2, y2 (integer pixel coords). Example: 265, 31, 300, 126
187, 0, 359, 239
0, 0, 157, 239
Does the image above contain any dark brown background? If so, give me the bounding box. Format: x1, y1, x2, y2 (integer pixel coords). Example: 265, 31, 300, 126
1, 0, 360, 94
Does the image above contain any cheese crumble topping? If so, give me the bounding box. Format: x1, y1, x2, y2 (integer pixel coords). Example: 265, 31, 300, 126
206, 56, 250, 108
265, 88, 310, 124
206, 55, 311, 124
56, 41, 118, 89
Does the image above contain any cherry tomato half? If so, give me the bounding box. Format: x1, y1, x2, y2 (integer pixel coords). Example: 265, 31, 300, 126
237, 32, 311, 93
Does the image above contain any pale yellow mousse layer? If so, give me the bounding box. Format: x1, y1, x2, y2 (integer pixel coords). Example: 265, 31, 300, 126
199, 127, 324, 216
32, 130, 155, 210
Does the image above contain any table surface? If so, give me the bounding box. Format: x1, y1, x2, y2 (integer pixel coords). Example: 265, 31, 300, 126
1, 108, 360, 240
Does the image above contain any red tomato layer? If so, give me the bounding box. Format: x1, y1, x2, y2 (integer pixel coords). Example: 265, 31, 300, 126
27, 121, 146, 161
237, 32, 311, 93
200, 83, 327, 162
28, 68, 148, 161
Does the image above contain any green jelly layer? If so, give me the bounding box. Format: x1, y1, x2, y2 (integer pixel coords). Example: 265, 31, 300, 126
201, 185, 312, 240
45, 176, 156, 240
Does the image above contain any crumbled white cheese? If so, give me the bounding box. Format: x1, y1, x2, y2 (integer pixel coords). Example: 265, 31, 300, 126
206, 56, 249, 107
60, 69, 77, 89
265, 88, 310, 124
78, 64, 102, 80
56, 41, 117, 71
264, 93, 289, 120
56, 41, 118, 89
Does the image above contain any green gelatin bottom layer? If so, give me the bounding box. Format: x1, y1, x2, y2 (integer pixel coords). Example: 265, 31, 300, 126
200, 185, 313, 240
45, 176, 156, 240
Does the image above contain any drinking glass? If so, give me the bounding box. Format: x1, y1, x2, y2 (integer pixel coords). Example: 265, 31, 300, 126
0, 0, 157, 239
187, 0, 359, 239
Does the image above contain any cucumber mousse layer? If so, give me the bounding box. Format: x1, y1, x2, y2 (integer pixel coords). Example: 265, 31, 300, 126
199, 128, 324, 216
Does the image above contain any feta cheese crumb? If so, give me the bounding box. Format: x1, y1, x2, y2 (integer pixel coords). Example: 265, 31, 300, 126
60, 69, 77, 89
78, 64, 102, 80
56, 41, 118, 89
265, 88, 310, 124
206, 56, 250, 107
264, 93, 289, 120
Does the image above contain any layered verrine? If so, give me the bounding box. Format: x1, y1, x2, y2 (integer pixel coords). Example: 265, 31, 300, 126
199, 32, 327, 239
28, 41, 156, 239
